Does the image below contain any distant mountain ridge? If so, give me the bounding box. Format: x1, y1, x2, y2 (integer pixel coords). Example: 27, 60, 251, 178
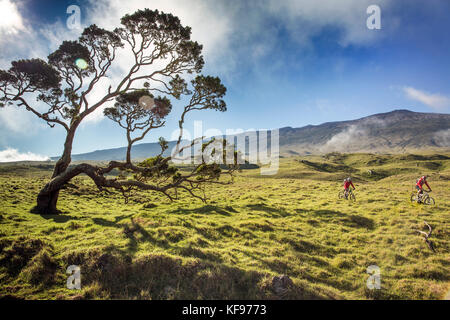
277, 109, 450, 155
54, 110, 450, 161
54, 141, 182, 162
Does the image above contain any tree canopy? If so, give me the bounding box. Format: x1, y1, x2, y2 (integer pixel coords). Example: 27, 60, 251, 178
0, 9, 237, 214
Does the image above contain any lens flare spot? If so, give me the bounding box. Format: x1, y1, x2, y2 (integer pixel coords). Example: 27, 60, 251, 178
75, 58, 88, 70
139, 96, 155, 110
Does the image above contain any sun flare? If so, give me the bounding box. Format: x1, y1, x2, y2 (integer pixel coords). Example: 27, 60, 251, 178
0, 0, 25, 34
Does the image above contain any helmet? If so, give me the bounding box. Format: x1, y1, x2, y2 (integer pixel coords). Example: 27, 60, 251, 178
347, 177, 352, 182
422, 175, 427, 180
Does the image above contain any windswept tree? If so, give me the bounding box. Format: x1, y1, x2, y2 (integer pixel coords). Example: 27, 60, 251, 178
0, 9, 237, 214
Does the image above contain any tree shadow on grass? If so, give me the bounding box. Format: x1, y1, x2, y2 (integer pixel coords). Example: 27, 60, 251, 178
245, 204, 290, 217
312, 209, 347, 217
262, 258, 293, 275
40, 214, 78, 223
89, 216, 171, 254
280, 237, 337, 258
30, 204, 93, 223
30, 205, 64, 215
169, 205, 235, 216
92, 217, 117, 228
192, 226, 220, 241
173, 245, 223, 263
300, 270, 357, 292
344, 215, 375, 230
240, 244, 354, 293
123, 220, 170, 254
310, 209, 375, 230
91, 214, 135, 228
60, 249, 339, 299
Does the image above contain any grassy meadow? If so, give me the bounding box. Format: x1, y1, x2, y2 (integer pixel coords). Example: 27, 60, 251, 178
0, 153, 449, 300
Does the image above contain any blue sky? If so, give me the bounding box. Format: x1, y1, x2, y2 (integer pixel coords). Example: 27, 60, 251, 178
0, 0, 449, 160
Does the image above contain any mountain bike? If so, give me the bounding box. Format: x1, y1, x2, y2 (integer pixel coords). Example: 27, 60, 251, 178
338, 188, 356, 201
410, 189, 435, 205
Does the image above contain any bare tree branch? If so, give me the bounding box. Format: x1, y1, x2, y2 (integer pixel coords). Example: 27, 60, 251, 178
415, 221, 435, 252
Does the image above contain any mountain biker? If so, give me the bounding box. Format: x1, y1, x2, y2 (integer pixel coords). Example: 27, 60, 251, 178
343, 177, 355, 199
416, 175, 431, 203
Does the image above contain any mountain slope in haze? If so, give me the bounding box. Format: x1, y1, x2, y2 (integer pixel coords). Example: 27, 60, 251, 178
278, 109, 450, 155
57, 110, 450, 161
58, 141, 182, 162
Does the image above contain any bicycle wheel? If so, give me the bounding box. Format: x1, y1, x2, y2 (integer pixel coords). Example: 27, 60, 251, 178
424, 197, 435, 205
338, 190, 345, 199
410, 192, 418, 202
349, 192, 356, 201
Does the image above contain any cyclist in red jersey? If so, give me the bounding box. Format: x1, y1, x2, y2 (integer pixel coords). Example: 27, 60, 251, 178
416, 175, 431, 203
343, 177, 355, 199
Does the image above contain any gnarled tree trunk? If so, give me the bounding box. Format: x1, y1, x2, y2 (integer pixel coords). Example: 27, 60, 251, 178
36, 126, 77, 214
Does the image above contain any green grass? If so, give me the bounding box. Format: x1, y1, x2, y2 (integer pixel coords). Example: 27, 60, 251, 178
0, 152, 449, 300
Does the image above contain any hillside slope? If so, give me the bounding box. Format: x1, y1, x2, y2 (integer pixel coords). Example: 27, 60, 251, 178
1, 153, 449, 299
279, 110, 450, 155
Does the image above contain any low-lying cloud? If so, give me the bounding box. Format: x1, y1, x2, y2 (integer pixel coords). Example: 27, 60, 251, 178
321, 117, 390, 152
322, 125, 368, 152
433, 129, 450, 147
0, 148, 50, 162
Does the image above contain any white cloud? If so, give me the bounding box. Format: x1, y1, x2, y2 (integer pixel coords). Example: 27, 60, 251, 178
265, 0, 392, 46
0, 105, 45, 133
0, 0, 26, 35
403, 86, 450, 111
0, 1, 400, 130
0, 148, 50, 162
84, 0, 394, 79
0, 0, 401, 79
0, 4, 80, 67
86, 0, 233, 68
0, 0, 35, 68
